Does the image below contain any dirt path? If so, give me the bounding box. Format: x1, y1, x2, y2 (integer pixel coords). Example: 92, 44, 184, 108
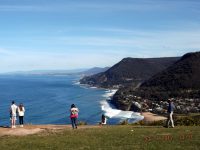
0, 113, 167, 137
0, 125, 99, 136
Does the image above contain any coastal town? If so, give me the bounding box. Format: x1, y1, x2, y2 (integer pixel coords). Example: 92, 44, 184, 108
120, 94, 200, 114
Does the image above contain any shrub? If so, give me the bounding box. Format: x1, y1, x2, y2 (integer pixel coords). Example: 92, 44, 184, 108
78, 121, 88, 125
118, 119, 129, 125
174, 115, 200, 126
131, 120, 145, 126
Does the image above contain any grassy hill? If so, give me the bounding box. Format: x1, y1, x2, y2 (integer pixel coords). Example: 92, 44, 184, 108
140, 51, 200, 98
112, 52, 200, 113
0, 126, 199, 150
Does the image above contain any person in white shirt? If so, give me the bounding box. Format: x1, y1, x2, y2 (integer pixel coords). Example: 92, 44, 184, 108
10, 101, 18, 128
70, 104, 79, 129
18, 103, 25, 127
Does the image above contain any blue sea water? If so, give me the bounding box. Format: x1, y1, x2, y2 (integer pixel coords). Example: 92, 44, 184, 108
0, 74, 144, 126
0, 74, 108, 126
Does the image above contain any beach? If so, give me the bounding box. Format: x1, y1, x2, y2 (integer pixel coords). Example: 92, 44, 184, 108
142, 112, 167, 122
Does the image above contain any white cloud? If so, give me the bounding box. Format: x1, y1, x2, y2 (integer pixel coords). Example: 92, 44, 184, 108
1, 26, 200, 73
0, 48, 14, 55
0, 50, 120, 73
0, 5, 45, 12
57, 28, 200, 53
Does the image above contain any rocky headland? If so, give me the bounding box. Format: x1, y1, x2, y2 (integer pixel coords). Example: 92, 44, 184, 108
112, 52, 200, 114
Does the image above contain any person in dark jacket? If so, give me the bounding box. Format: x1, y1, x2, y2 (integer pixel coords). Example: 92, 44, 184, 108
166, 99, 175, 128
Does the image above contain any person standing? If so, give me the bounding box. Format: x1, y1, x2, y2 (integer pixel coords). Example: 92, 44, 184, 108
18, 103, 25, 127
10, 101, 18, 128
166, 100, 175, 128
70, 104, 79, 129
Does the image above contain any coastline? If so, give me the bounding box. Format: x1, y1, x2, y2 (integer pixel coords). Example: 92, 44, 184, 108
78, 82, 167, 123
80, 84, 167, 122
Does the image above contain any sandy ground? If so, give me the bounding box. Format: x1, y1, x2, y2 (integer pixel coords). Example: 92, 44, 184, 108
0, 125, 63, 136
142, 112, 167, 122
0, 112, 166, 136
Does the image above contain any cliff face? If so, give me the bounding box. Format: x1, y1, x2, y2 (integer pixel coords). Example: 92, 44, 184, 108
80, 57, 179, 88
112, 52, 200, 113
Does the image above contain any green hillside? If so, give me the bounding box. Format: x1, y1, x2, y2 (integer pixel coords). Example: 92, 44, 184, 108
80, 57, 179, 88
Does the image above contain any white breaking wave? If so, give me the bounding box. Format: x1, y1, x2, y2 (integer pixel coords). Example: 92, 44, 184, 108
73, 81, 80, 85
90, 86, 97, 89
101, 100, 144, 121
100, 90, 144, 123
102, 89, 118, 98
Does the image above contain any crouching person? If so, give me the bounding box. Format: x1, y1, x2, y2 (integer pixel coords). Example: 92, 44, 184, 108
100, 114, 107, 126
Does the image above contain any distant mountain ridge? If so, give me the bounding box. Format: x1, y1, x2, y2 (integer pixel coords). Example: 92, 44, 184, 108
3, 69, 88, 75
80, 57, 180, 88
2, 67, 109, 76
80, 67, 110, 76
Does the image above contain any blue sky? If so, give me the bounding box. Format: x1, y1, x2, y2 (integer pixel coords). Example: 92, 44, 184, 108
0, 0, 200, 73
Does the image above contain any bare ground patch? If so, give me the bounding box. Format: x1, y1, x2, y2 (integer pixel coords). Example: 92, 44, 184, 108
0, 125, 100, 136
142, 112, 167, 122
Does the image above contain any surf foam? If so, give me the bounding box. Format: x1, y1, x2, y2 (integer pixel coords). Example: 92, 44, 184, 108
100, 90, 144, 123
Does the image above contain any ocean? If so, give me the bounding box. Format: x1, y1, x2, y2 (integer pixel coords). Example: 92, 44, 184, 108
0, 74, 143, 126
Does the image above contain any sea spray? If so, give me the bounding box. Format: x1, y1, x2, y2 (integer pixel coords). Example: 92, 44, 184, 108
102, 89, 118, 98
100, 90, 144, 123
